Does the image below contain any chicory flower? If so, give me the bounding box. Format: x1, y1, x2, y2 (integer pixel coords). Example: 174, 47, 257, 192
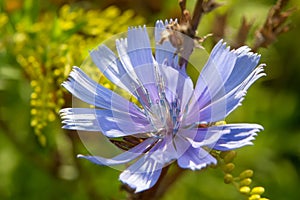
60, 19, 265, 193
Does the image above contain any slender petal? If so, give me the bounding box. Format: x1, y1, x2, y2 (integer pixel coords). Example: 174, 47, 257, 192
127, 26, 154, 67
155, 19, 177, 65
186, 41, 263, 123
120, 156, 163, 193
223, 48, 261, 93
177, 146, 217, 170
77, 137, 158, 166
160, 65, 194, 111
62, 66, 143, 116
180, 128, 226, 149
210, 123, 263, 151
90, 45, 135, 95
119, 139, 176, 193
60, 108, 154, 137
116, 28, 161, 108
192, 40, 237, 109
184, 64, 265, 124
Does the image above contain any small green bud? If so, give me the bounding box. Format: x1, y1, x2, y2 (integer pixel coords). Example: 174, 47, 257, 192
239, 186, 251, 195
223, 151, 237, 163
240, 178, 252, 186
248, 194, 260, 200
222, 163, 235, 173
224, 173, 233, 184
239, 169, 254, 179
250, 186, 265, 195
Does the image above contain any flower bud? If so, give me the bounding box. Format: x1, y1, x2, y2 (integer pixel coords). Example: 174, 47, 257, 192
239, 169, 254, 179
250, 186, 265, 195
239, 186, 251, 194
248, 194, 260, 200
224, 173, 233, 184
223, 151, 237, 163
222, 163, 235, 173
240, 178, 252, 186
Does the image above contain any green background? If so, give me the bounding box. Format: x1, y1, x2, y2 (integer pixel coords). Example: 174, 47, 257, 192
0, 0, 299, 199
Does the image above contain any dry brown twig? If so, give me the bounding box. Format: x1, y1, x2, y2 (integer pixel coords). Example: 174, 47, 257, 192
252, 0, 296, 51
211, 0, 295, 50
159, 0, 221, 67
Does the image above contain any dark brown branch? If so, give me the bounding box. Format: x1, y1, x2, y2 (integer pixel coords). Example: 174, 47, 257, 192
176, 0, 221, 67
191, 0, 204, 33
191, 0, 222, 31
252, 0, 296, 51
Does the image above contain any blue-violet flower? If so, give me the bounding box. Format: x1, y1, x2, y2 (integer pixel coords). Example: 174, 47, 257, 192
60, 19, 265, 193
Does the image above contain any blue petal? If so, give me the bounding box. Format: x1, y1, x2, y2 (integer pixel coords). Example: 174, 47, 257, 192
199, 65, 266, 122
119, 139, 176, 193
77, 137, 158, 166
192, 40, 236, 109
177, 146, 217, 170
62, 67, 142, 115
179, 128, 225, 149
115, 38, 140, 84
184, 64, 265, 124
116, 32, 160, 109
127, 26, 154, 67
160, 65, 194, 112
60, 108, 154, 137
89, 45, 135, 95
119, 155, 163, 193
211, 123, 263, 151
186, 41, 264, 123
223, 46, 261, 93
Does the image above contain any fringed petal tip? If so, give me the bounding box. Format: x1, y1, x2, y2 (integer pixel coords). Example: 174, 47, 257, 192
127, 24, 147, 31
61, 66, 79, 85
212, 123, 263, 151
216, 39, 260, 57
119, 169, 160, 193
155, 18, 178, 27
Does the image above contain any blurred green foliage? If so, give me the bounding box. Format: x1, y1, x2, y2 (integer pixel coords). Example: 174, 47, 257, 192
0, 0, 300, 199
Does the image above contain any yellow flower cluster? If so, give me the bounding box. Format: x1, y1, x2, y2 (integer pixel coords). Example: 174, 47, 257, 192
212, 150, 269, 200
1, 4, 144, 145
